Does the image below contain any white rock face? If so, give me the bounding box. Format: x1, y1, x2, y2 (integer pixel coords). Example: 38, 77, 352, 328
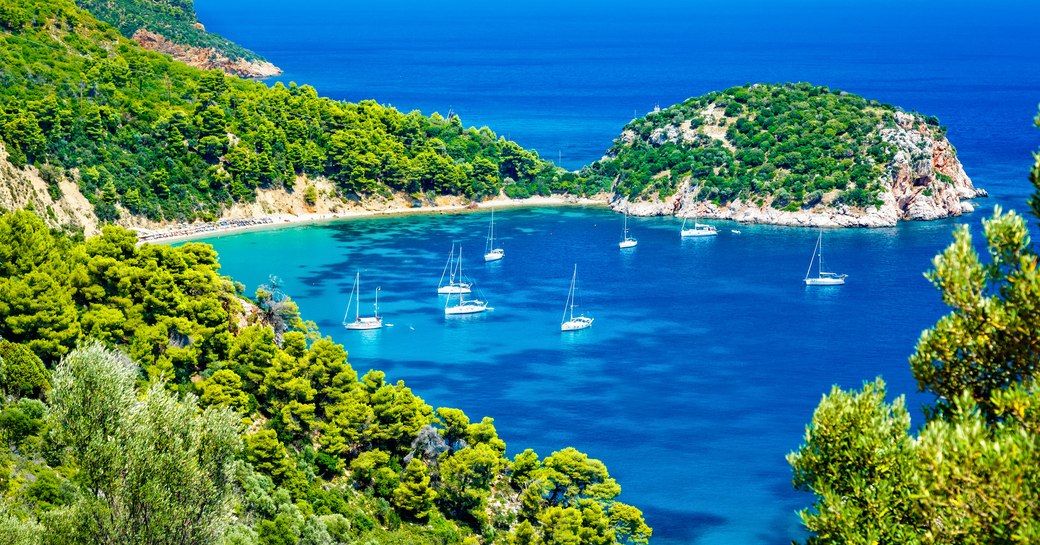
615, 109, 984, 228
0, 143, 100, 236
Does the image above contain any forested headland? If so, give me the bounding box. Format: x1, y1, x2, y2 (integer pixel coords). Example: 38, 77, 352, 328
592, 83, 981, 226
0, 0, 607, 232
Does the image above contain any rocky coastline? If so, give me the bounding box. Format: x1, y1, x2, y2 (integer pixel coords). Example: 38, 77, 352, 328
614, 111, 986, 227
132, 29, 281, 79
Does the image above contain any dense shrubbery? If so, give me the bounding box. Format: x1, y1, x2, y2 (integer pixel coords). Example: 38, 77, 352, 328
0, 0, 608, 225
584, 83, 942, 210
0, 210, 650, 544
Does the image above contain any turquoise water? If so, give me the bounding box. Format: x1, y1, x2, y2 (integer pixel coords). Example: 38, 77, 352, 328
191, 208, 965, 544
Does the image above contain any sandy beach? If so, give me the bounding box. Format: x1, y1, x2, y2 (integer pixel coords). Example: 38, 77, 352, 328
138, 194, 610, 245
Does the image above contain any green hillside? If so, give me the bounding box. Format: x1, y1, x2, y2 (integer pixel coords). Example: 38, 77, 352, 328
0, 0, 604, 225
587, 83, 949, 210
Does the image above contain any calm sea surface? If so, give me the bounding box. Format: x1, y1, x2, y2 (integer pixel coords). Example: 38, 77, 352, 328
189, 1, 1040, 543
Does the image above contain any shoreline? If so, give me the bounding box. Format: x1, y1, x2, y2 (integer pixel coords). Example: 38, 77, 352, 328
138, 195, 609, 245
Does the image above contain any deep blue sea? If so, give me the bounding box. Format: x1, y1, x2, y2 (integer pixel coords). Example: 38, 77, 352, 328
189, 1, 1040, 543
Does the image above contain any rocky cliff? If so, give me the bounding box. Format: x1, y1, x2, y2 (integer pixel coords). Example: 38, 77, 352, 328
0, 144, 100, 237
132, 29, 281, 79
603, 84, 985, 227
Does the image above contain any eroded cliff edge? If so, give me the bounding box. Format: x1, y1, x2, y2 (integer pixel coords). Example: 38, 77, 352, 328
132, 28, 281, 79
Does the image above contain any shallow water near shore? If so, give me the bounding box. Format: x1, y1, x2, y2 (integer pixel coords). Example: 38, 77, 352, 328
193, 207, 969, 544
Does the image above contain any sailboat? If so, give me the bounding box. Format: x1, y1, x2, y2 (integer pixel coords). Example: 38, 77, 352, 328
680, 217, 718, 237
437, 243, 473, 294
444, 290, 490, 315
619, 211, 637, 248
804, 230, 847, 286
343, 271, 383, 330
440, 246, 484, 314
483, 208, 504, 262
560, 265, 594, 331
445, 249, 490, 315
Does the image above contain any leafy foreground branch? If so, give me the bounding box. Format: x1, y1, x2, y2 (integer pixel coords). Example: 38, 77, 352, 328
788, 107, 1040, 544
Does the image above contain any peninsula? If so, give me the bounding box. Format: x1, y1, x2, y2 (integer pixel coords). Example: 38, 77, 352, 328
593, 83, 985, 227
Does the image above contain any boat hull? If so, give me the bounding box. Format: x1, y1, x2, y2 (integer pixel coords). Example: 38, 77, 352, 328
804, 277, 846, 286
484, 249, 504, 262
619, 239, 637, 249
680, 221, 718, 237
445, 301, 488, 315
345, 318, 383, 330
561, 316, 594, 331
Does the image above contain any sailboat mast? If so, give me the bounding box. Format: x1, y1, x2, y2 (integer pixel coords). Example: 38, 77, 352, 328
486, 210, 494, 253
818, 232, 824, 275
450, 243, 458, 283
344, 271, 360, 324
457, 246, 464, 282
355, 272, 361, 321
563, 265, 577, 323
571, 266, 577, 321
374, 287, 380, 317
805, 233, 820, 281
439, 244, 454, 287
574, 266, 582, 322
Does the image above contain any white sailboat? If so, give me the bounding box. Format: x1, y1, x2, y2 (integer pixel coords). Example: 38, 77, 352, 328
804, 230, 847, 286
483, 208, 504, 262
437, 243, 473, 294
619, 211, 637, 248
560, 265, 593, 331
343, 271, 383, 330
444, 291, 490, 315
680, 217, 718, 237
444, 247, 490, 315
